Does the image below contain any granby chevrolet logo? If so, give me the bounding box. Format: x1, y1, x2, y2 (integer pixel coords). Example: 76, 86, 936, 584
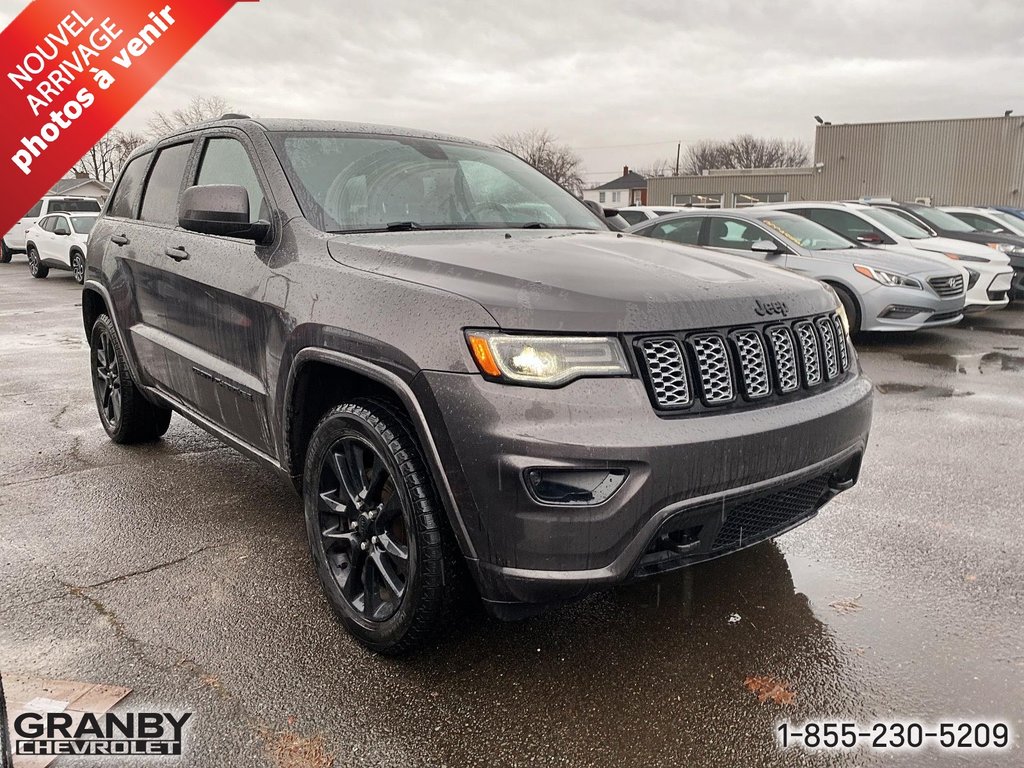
754, 298, 790, 317
13, 710, 192, 757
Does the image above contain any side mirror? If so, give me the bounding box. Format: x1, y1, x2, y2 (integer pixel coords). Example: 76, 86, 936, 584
582, 199, 628, 231
751, 239, 780, 254
856, 232, 884, 245
178, 184, 270, 242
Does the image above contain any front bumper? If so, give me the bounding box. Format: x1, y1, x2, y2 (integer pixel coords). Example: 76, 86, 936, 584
964, 270, 1013, 312
414, 368, 873, 613
860, 282, 965, 331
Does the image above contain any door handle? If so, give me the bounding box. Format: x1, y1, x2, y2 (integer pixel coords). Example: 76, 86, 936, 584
110, 234, 130, 246
165, 246, 190, 262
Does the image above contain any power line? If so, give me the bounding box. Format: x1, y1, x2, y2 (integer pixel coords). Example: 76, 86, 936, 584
575, 139, 682, 150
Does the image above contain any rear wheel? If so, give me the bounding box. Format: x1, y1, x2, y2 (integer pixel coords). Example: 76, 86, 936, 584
90, 314, 172, 443
0, 239, 12, 263
303, 399, 460, 654
71, 250, 85, 284
27, 246, 48, 278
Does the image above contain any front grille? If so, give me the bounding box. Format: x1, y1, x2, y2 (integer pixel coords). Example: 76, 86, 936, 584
691, 334, 734, 404
635, 312, 850, 412
929, 274, 965, 297
710, 474, 831, 553
732, 330, 770, 398
815, 316, 840, 380
794, 321, 822, 386
639, 339, 691, 408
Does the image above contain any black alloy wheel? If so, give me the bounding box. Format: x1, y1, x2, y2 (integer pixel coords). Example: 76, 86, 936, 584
92, 325, 122, 431
304, 400, 460, 654
316, 432, 411, 622
72, 252, 85, 284
27, 246, 48, 278
89, 314, 172, 443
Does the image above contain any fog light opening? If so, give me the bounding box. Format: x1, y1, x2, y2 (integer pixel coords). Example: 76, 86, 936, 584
525, 468, 628, 506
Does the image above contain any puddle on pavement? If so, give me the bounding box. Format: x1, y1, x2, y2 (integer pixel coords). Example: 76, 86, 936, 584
874, 382, 973, 397
981, 351, 1024, 372
898, 350, 1024, 375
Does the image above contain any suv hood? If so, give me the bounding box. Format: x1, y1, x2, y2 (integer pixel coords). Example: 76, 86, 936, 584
328, 230, 836, 331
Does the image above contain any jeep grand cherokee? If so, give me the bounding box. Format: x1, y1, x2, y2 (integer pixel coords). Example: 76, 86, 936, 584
82, 116, 872, 653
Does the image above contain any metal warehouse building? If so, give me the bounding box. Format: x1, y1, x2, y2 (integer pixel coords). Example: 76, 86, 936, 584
647, 116, 1024, 209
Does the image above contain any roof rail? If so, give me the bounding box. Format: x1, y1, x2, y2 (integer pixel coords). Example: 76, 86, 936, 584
219, 112, 250, 120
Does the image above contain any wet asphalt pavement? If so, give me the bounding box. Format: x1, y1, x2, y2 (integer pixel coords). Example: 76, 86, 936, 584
1, 265, 1022, 768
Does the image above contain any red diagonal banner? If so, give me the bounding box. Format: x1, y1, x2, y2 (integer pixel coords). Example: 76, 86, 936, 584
0, 0, 256, 236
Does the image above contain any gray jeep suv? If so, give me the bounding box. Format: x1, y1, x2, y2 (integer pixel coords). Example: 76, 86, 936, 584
83, 116, 872, 653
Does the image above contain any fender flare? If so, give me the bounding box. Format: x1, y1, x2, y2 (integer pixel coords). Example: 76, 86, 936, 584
283, 347, 477, 559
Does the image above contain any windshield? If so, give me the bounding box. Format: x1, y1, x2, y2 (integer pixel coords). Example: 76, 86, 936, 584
909, 205, 976, 232
989, 210, 1024, 234
71, 215, 97, 234
269, 132, 606, 233
861, 208, 930, 239
759, 215, 857, 250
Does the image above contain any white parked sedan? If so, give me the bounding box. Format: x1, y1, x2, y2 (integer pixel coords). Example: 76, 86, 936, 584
940, 206, 1024, 237
766, 201, 1014, 312
615, 205, 693, 226
25, 212, 97, 284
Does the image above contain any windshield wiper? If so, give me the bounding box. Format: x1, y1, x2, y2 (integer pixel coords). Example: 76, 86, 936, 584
385, 221, 425, 231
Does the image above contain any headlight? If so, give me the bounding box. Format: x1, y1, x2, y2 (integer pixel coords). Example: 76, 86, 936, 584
853, 264, 922, 289
994, 243, 1024, 257
944, 252, 990, 263
466, 331, 630, 386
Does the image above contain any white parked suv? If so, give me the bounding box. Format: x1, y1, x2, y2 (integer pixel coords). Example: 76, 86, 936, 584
767, 201, 1013, 312
2, 195, 101, 263
25, 212, 97, 284
615, 205, 693, 226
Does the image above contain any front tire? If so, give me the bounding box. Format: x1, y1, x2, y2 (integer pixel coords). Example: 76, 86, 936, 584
90, 314, 172, 443
27, 246, 48, 278
303, 399, 459, 654
832, 284, 861, 335
71, 250, 85, 284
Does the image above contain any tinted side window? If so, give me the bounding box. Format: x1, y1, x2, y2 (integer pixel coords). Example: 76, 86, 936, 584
799, 209, 876, 240
108, 154, 152, 219
53, 217, 71, 235
25, 201, 43, 218
38, 216, 56, 232
954, 212, 999, 232
140, 143, 193, 225
649, 217, 702, 245
707, 217, 764, 248
196, 138, 265, 222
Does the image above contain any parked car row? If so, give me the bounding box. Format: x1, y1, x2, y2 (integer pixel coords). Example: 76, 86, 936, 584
620, 199, 1018, 333
2, 195, 101, 284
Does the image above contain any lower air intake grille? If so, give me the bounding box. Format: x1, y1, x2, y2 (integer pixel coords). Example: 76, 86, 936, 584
710, 474, 831, 553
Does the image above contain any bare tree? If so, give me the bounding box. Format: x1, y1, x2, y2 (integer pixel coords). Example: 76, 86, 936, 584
147, 95, 230, 139
682, 135, 809, 175
72, 130, 146, 183
495, 129, 585, 195
635, 158, 676, 178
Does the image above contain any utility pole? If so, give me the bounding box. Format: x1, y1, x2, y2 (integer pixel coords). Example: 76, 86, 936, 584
674, 142, 681, 176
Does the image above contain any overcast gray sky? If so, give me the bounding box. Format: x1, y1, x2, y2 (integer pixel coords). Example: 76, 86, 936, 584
2, 0, 1022, 183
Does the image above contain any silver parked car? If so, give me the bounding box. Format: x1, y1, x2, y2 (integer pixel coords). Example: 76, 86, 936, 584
626, 209, 967, 333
